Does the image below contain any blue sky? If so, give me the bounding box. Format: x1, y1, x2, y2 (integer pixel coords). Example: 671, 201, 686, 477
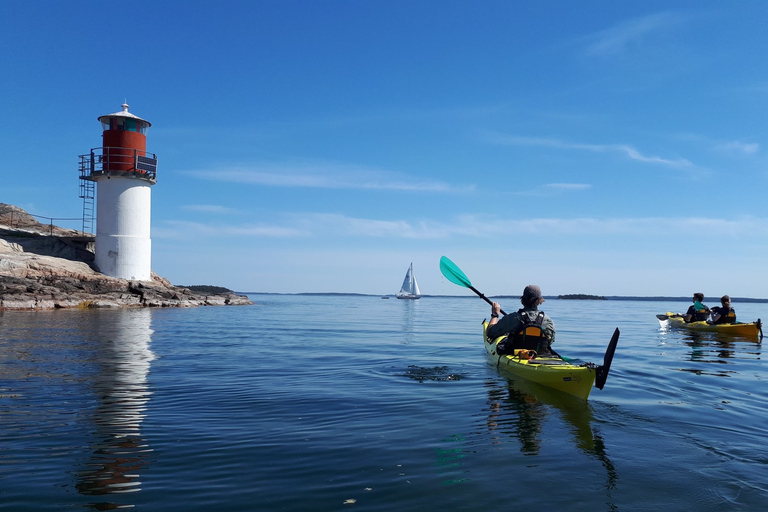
2, 1, 768, 297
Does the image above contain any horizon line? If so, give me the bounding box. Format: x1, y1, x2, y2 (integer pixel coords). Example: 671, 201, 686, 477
235, 292, 768, 303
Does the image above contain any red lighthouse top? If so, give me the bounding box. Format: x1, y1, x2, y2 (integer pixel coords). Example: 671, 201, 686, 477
90, 103, 157, 179
98, 103, 151, 153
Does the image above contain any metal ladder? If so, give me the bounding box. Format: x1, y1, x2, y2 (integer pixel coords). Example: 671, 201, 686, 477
78, 154, 95, 234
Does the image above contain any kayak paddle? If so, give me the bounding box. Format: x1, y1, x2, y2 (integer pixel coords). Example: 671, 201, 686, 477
439, 256, 506, 315
595, 327, 620, 390
656, 313, 686, 320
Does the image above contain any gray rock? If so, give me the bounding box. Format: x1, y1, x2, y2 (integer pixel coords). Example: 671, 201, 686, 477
1, 203, 253, 311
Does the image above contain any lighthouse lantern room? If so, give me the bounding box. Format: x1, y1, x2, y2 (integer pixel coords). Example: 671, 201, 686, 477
79, 103, 158, 281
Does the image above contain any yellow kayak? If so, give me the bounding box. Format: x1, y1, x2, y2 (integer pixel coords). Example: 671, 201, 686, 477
483, 321, 619, 400
657, 312, 763, 338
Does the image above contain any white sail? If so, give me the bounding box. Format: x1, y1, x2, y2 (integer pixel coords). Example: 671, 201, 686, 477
396, 263, 421, 299
399, 265, 413, 293
411, 269, 421, 297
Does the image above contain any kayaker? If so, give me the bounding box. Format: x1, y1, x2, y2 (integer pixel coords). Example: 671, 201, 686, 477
487, 285, 555, 355
710, 295, 736, 324
683, 293, 710, 323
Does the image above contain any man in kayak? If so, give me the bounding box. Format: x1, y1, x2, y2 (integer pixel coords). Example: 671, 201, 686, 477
710, 295, 736, 324
487, 285, 555, 355
683, 293, 710, 323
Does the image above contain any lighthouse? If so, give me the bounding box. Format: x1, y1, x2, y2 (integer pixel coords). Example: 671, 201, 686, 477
80, 103, 158, 281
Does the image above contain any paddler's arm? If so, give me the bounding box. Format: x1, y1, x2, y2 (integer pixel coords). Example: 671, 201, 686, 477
486, 302, 509, 339
543, 316, 556, 345
488, 302, 502, 327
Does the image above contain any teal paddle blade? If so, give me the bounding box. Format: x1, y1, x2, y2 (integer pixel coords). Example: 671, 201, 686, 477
439, 256, 472, 288
439, 256, 505, 314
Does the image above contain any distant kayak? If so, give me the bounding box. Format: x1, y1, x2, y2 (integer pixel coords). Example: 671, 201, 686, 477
656, 312, 763, 339
483, 321, 619, 400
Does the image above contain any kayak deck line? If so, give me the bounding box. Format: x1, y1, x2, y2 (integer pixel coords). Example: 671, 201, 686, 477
483, 321, 619, 401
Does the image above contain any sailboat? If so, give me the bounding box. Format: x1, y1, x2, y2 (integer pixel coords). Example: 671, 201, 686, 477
396, 263, 421, 300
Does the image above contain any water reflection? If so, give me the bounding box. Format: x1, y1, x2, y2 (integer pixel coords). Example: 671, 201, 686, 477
659, 323, 763, 376
400, 299, 417, 344
76, 308, 155, 510
684, 332, 735, 365
484, 375, 618, 505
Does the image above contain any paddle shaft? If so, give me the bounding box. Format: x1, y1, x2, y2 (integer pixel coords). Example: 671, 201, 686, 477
467, 285, 507, 316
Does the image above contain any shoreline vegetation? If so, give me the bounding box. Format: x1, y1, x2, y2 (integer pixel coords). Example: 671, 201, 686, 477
241, 292, 768, 303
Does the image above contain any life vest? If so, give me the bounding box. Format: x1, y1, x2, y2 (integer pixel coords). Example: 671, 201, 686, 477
507, 310, 550, 354
688, 304, 709, 322
713, 307, 736, 324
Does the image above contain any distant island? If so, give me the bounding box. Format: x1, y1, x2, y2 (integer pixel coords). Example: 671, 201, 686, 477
181, 285, 236, 295
557, 294, 607, 300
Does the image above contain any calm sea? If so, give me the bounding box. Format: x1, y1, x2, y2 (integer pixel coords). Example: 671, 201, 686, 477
1, 295, 767, 511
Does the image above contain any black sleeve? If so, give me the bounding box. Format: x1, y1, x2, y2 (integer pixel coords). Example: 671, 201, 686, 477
487, 313, 520, 339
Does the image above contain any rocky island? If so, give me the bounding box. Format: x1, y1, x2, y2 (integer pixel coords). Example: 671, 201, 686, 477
0, 203, 252, 310
557, 294, 607, 300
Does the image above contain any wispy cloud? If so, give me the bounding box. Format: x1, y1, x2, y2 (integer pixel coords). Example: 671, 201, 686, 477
542, 183, 592, 191
488, 134, 692, 168
583, 12, 686, 56
156, 220, 306, 239
717, 141, 759, 155
157, 213, 768, 241
476, 215, 768, 237
299, 213, 436, 239
180, 204, 241, 214
675, 132, 760, 156
445, 215, 767, 238
511, 182, 592, 197
182, 162, 472, 193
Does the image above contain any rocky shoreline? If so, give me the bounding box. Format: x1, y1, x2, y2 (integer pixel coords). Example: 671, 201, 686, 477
0, 204, 252, 310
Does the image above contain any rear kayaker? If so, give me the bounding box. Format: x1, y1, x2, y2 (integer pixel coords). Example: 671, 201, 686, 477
483, 321, 619, 400
656, 312, 763, 339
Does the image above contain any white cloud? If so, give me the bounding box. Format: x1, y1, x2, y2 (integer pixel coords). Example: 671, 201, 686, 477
718, 141, 759, 155
156, 213, 768, 241
511, 183, 592, 197
182, 162, 472, 193
488, 134, 692, 168
583, 12, 685, 56
180, 204, 241, 214
156, 220, 306, 238
672, 132, 760, 157
542, 183, 592, 191
308, 214, 425, 238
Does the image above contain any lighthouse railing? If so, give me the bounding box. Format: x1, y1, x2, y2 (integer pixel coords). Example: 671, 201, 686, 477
79, 147, 158, 182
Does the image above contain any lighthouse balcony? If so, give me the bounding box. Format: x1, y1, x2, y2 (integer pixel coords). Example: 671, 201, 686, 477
79, 147, 157, 184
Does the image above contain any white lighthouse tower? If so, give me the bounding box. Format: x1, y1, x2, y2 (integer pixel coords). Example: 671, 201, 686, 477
82, 103, 158, 281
